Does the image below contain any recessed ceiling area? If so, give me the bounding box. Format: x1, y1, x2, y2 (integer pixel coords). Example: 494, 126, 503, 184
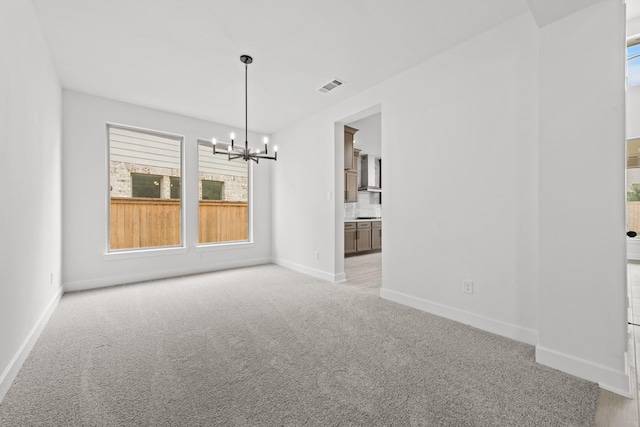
31, 0, 602, 134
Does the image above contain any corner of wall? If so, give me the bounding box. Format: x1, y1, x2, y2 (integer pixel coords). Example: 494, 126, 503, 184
535, 345, 631, 397
0, 288, 63, 403
271, 257, 346, 283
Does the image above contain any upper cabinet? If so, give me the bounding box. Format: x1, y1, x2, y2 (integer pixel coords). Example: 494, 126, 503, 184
345, 149, 360, 203
344, 126, 359, 202
344, 126, 358, 170
345, 169, 357, 202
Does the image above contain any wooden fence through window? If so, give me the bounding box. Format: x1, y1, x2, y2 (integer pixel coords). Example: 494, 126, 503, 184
110, 198, 248, 250
198, 200, 249, 244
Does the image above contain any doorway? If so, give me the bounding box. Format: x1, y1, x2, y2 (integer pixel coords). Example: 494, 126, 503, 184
337, 109, 383, 293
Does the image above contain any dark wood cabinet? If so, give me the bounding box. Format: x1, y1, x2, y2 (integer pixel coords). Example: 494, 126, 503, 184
345, 220, 381, 255
356, 222, 372, 252
344, 126, 358, 170
345, 170, 357, 202
345, 222, 357, 254
344, 127, 359, 202
352, 148, 360, 172
371, 221, 382, 250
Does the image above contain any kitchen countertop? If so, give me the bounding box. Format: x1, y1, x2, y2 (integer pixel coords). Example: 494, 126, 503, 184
344, 218, 382, 223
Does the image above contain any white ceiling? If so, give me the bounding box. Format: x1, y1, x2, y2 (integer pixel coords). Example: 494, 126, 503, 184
31, 0, 604, 134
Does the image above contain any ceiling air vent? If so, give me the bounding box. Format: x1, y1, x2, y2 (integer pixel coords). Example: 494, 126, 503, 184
318, 79, 344, 93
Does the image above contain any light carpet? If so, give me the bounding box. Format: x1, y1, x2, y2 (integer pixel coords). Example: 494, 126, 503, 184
0, 264, 597, 426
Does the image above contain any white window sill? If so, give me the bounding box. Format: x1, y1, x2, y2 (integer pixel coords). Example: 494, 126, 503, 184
104, 246, 188, 261
196, 241, 254, 252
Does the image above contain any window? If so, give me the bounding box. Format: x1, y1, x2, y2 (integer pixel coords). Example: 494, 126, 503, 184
108, 125, 183, 251
132, 174, 162, 198
197, 140, 249, 244
628, 39, 640, 88
170, 176, 181, 199
202, 180, 223, 200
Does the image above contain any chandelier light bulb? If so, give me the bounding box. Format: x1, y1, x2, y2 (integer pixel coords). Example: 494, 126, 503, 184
230, 132, 235, 140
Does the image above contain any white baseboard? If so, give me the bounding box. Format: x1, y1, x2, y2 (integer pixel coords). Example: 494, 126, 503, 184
63, 257, 272, 292
271, 258, 345, 282
0, 287, 63, 403
536, 345, 631, 397
379, 288, 539, 345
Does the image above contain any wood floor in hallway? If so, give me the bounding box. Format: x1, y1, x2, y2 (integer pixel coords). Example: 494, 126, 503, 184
343, 252, 381, 295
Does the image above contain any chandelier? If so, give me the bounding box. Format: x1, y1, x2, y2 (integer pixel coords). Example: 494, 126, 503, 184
212, 55, 277, 163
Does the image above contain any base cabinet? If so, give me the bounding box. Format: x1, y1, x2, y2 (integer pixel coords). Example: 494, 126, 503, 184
345, 221, 381, 255
356, 222, 372, 252
371, 222, 382, 250
345, 222, 357, 254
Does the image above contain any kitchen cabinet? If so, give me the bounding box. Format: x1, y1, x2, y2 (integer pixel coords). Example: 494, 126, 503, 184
345, 170, 357, 202
371, 221, 382, 250
345, 222, 357, 254
344, 126, 360, 202
345, 220, 381, 255
352, 148, 361, 171
344, 126, 358, 170
356, 222, 372, 252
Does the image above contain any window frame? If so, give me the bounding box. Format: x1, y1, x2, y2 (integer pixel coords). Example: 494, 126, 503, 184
105, 123, 186, 256
195, 138, 253, 249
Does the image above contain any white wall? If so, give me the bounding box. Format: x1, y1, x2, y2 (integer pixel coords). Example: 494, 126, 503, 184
274, 12, 540, 338
0, 0, 62, 400
62, 91, 272, 291
381, 13, 540, 343
273, 5, 629, 393
536, 0, 628, 395
271, 113, 342, 280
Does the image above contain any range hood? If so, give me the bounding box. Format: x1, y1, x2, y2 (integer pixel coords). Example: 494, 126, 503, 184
358, 154, 382, 192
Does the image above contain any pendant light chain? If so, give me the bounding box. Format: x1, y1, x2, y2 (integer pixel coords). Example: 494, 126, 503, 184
245, 61, 248, 158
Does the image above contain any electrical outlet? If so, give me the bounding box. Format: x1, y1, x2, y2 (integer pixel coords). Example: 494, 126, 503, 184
315, 251, 320, 260
463, 280, 474, 295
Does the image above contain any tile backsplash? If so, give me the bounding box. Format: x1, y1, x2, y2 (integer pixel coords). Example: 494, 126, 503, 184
344, 191, 382, 218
